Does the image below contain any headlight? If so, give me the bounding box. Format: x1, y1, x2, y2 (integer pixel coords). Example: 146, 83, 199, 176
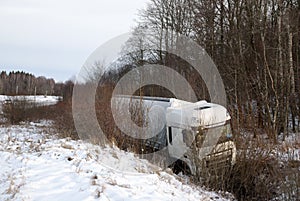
226, 133, 232, 138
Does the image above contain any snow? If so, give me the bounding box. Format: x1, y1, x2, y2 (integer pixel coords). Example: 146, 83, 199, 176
0, 95, 61, 106
0, 122, 234, 201
274, 133, 300, 162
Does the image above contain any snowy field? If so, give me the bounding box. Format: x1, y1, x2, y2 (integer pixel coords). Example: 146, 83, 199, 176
0, 121, 234, 201
0, 95, 61, 106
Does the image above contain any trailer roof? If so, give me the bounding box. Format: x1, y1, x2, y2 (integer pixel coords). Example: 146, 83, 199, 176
114, 95, 171, 102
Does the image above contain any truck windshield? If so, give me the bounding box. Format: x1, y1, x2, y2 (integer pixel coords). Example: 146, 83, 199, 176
194, 122, 232, 148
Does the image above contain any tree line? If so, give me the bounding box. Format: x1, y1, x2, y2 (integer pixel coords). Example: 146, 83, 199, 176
94, 0, 299, 141
0, 71, 69, 97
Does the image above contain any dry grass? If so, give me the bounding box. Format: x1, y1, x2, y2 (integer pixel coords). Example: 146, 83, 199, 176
2, 97, 33, 124
1, 97, 79, 140
194, 134, 300, 201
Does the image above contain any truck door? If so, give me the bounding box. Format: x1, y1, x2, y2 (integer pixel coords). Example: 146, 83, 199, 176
167, 127, 189, 159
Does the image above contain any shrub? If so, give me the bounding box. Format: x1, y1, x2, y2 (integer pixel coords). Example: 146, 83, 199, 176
2, 97, 33, 124
52, 101, 78, 140
196, 135, 300, 201
225, 148, 281, 200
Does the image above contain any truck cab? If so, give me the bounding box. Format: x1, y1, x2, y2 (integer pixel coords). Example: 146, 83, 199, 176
166, 99, 236, 175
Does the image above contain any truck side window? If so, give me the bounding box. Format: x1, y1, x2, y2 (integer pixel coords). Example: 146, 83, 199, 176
168, 127, 172, 145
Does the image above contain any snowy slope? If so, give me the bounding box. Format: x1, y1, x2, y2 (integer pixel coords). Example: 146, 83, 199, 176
0, 122, 235, 201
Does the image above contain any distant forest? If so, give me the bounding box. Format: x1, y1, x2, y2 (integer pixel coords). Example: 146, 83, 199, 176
0, 71, 72, 97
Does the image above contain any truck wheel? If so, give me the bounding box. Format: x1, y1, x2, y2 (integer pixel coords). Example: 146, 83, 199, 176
170, 160, 191, 175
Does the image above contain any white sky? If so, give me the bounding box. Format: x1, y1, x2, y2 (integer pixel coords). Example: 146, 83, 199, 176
0, 0, 148, 82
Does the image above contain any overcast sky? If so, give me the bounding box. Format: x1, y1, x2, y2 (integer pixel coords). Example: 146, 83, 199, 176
0, 0, 148, 82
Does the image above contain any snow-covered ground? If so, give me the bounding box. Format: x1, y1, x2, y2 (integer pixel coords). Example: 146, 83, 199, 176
0, 95, 61, 106
275, 133, 300, 162
0, 121, 234, 201
240, 129, 300, 162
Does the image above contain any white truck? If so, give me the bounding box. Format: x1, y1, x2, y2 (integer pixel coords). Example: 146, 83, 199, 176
113, 95, 237, 175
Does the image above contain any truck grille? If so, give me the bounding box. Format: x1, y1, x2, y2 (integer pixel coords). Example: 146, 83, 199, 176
204, 148, 233, 170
